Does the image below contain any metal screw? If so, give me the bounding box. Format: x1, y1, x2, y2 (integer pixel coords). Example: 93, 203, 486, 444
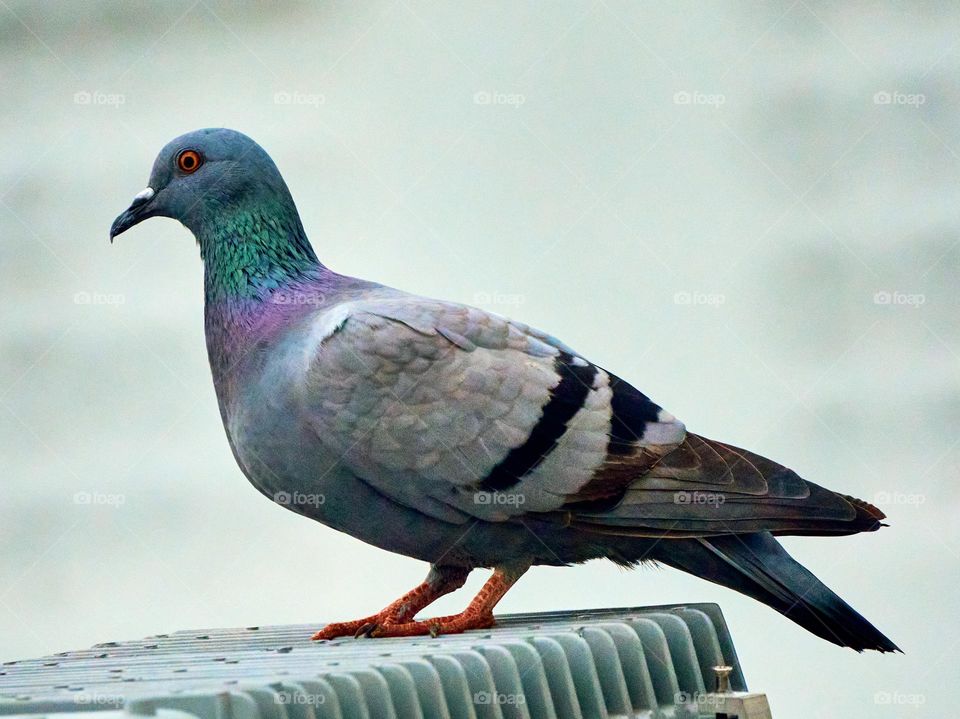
713, 665, 733, 693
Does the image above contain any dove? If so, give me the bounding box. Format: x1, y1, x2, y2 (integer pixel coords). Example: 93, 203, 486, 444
111, 128, 898, 651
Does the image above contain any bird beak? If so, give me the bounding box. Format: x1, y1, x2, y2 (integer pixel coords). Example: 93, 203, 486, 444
109, 187, 156, 242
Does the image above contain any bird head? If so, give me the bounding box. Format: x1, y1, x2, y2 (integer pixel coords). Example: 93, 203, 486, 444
109, 128, 295, 242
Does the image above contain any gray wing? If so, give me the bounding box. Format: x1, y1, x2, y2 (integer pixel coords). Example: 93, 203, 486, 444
298, 295, 884, 535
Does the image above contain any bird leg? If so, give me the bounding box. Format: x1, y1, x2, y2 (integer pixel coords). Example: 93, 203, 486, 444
363, 560, 531, 639
312, 564, 470, 640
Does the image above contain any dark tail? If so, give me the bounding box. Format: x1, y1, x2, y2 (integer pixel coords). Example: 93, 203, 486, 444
654, 532, 900, 652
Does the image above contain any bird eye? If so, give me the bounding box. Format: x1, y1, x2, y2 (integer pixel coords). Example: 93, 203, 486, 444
176, 149, 202, 174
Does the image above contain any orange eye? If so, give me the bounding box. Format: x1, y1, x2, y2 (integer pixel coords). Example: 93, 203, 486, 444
177, 149, 202, 174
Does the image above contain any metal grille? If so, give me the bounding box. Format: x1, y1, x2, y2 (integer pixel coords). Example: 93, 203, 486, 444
0, 604, 749, 719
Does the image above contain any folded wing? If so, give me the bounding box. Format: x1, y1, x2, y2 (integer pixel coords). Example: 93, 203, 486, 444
300, 293, 884, 536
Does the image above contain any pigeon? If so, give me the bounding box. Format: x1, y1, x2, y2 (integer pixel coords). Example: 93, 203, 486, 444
110, 128, 899, 652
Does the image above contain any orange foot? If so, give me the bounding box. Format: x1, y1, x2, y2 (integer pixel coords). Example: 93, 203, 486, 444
369, 608, 495, 638
312, 565, 469, 641
312, 561, 530, 641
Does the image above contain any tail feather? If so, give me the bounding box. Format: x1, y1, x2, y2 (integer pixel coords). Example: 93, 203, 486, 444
654, 532, 900, 653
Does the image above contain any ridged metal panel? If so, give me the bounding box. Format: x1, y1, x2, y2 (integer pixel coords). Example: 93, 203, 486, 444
0, 604, 747, 719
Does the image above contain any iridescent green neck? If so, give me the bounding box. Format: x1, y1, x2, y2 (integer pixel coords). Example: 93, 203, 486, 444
197, 198, 321, 302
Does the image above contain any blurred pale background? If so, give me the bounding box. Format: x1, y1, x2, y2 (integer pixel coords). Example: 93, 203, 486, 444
2, 2, 958, 717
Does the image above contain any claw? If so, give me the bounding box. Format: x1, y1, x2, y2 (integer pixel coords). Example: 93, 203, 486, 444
312, 618, 376, 641
355, 622, 378, 638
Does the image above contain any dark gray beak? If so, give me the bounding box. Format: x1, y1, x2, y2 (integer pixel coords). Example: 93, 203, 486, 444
110, 187, 156, 242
